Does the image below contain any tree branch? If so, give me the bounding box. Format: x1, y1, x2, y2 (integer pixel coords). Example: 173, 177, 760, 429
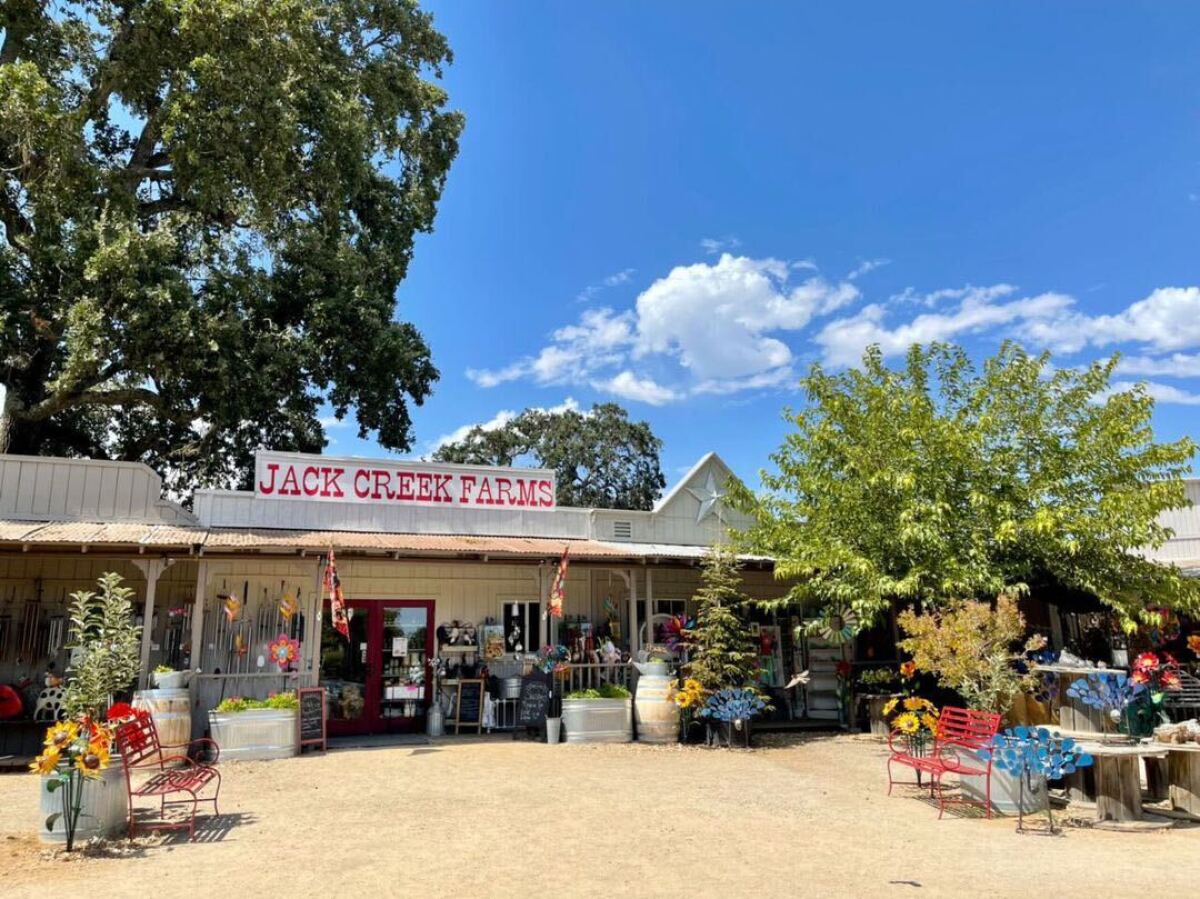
0, 185, 33, 253
20, 385, 189, 425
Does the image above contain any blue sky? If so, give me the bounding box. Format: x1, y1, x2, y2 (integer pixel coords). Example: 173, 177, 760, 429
330, 2, 1200, 490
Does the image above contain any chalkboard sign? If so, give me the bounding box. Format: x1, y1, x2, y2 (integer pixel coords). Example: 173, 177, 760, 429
297, 687, 327, 752
453, 679, 484, 734
517, 672, 551, 728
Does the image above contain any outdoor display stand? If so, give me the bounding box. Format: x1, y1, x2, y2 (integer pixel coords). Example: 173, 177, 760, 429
298, 687, 327, 753
515, 672, 550, 740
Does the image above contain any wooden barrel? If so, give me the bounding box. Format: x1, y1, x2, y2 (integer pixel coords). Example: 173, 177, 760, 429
134, 688, 192, 756
634, 675, 679, 743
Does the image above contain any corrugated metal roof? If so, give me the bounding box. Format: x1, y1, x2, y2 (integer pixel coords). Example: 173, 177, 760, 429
0, 520, 756, 562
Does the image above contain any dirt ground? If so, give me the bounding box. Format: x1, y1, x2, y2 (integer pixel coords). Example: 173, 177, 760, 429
2, 733, 1198, 898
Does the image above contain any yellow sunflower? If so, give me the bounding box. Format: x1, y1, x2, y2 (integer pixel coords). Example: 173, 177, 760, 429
74, 741, 111, 779
894, 712, 920, 735
30, 749, 61, 775
921, 713, 939, 732
44, 721, 79, 751
902, 697, 925, 711
882, 698, 899, 716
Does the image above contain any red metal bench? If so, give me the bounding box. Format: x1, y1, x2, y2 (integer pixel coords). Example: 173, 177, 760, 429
114, 711, 221, 840
886, 705, 1002, 818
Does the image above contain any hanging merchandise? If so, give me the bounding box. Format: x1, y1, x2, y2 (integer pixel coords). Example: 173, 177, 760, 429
221, 593, 243, 623
279, 588, 299, 622
547, 546, 570, 619
234, 632, 249, 658
268, 633, 301, 670
325, 550, 349, 639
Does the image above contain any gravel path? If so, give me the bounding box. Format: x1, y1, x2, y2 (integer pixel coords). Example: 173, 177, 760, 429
2, 733, 1198, 898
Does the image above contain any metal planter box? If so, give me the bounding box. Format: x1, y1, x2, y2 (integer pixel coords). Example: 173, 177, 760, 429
208, 708, 298, 761
561, 698, 633, 743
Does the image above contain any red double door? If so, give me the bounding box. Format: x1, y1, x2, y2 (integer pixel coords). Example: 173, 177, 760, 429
319, 599, 435, 736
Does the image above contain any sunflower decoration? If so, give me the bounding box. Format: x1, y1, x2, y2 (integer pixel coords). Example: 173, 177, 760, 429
267, 633, 301, 670
885, 697, 940, 752
1188, 634, 1200, 657
44, 720, 79, 752
882, 697, 900, 717
671, 678, 706, 710
31, 749, 61, 775
815, 606, 859, 645
893, 712, 920, 735
75, 737, 112, 779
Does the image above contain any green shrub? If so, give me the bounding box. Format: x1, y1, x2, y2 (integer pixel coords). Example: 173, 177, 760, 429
565, 684, 630, 700
214, 691, 298, 713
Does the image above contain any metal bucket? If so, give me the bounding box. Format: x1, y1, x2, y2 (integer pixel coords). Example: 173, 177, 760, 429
208, 708, 298, 761
562, 698, 633, 743
634, 675, 679, 743
39, 765, 128, 843
501, 677, 523, 700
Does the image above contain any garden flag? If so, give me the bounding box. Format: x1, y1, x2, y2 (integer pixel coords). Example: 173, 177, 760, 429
325, 550, 349, 639
548, 546, 569, 619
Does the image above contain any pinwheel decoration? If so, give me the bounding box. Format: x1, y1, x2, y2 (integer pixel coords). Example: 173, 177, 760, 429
1145, 607, 1181, 647
267, 633, 301, 671
661, 614, 693, 652
977, 726, 1094, 833
814, 606, 859, 645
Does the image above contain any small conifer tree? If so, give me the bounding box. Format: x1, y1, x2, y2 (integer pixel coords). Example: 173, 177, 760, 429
685, 545, 761, 692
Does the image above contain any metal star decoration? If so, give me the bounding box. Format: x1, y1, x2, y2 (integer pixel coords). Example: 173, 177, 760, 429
687, 470, 726, 523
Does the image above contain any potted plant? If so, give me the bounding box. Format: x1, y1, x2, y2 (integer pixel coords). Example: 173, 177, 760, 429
561, 684, 633, 743
857, 666, 901, 736
151, 665, 187, 690
207, 692, 300, 760
34, 572, 141, 843
898, 593, 1043, 813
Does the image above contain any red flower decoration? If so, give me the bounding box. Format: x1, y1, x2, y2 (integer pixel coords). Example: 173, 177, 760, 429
1131, 669, 1150, 685
1162, 670, 1182, 690
836, 661, 853, 678
1133, 652, 1160, 672
105, 702, 136, 722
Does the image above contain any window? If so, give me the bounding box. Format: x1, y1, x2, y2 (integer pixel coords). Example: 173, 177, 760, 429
503, 601, 541, 655
654, 599, 687, 617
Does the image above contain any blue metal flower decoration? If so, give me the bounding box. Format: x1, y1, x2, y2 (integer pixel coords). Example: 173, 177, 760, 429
976, 726, 1094, 832
699, 687, 768, 722
1065, 672, 1144, 715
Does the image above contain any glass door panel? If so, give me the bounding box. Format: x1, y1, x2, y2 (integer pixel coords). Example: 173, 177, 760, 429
320, 601, 371, 732
380, 606, 430, 728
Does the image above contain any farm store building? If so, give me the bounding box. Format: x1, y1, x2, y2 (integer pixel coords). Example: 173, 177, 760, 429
0, 451, 836, 751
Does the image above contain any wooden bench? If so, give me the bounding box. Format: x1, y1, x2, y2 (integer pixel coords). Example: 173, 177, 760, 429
886, 706, 1002, 818
113, 711, 221, 840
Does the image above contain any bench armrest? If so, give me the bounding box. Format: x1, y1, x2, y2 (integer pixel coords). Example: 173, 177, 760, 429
160, 736, 220, 764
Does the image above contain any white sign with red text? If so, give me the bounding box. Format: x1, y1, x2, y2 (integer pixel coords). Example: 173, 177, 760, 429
254, 452, 557, 510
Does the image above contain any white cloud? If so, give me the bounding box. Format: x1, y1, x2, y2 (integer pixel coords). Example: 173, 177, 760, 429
1109, 380, 1200, 406
576, 267, 637, 303
700, 236, 741, 255
1080, 287, 1200, 352
593, 371, 680, 405
603, 268, 635, 287
816, 285, 1073, 367
1116, 352, 1200, 378
319, 415, 352, 428
846, 258, 890, 280
691, 366, 795, 396
635, 253, 859, 379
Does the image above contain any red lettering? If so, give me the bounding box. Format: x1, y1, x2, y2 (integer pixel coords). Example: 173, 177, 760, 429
517, 479, 538, 507
397, 471, 415, 501
279, 465, 301, 496
302, 466, 321, 496
416, 472, 433, 502
538, 479, 554, 507
495, 477, 513, 506
459, 475, 477, 504
257, 462, 280, 495
433, 474, 452, 503
353, 469, 371, 498
322, 467, 345, 498
476, 478, 495, 506
372, 470, 394, 500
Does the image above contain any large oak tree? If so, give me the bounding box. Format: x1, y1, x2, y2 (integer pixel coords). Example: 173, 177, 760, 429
732, 342, 1199, 625
0, 0, 462, 492
433, 402, 667, 511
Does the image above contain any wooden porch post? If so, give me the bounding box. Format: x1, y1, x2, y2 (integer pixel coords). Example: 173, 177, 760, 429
303, 556, 325, 687
629, 568, 639, 656
644, 565, 653, 648
189, 560, 209, 673
132, 558, 174, 690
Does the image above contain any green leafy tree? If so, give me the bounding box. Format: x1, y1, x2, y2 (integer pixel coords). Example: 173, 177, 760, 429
0, 0, 462, 491
433, 402, 666, 510
732, 342, 1198, 625
685, 545, 761, 692
63, 572, 142, 719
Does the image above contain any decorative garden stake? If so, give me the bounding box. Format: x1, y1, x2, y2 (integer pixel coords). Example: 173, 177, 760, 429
1065, 673, 1145, 742
699, 688, 767, 748
977, 727, 1094, 833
